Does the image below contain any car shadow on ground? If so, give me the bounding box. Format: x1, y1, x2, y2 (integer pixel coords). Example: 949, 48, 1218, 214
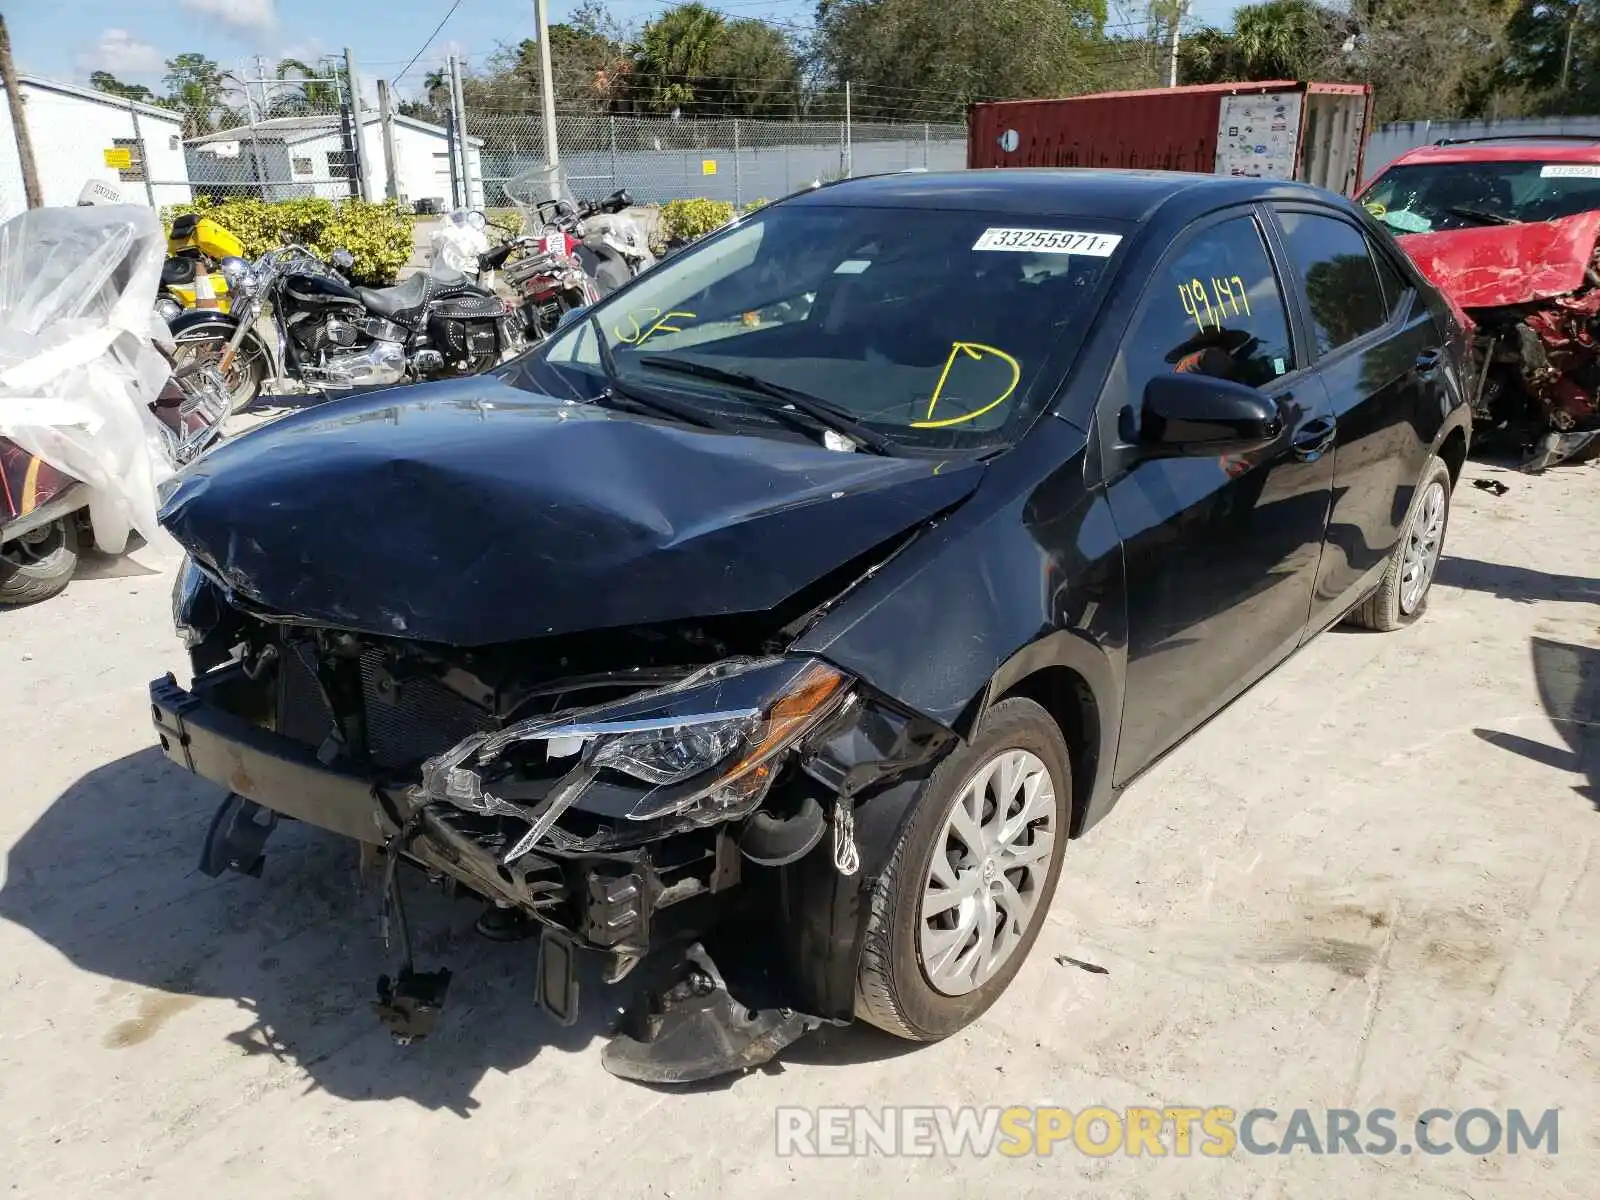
0, 747, 617, 1116
1434, 555, 1600, 606
0, 747, 915, 1112
1475, 637, 1600, 811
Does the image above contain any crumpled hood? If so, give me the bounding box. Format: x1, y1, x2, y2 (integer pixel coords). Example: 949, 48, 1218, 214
1397, 210, 1600, 308
159, 378, 985, 646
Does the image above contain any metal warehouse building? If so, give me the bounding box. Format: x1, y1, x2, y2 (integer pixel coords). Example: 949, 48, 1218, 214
0, 75, 192, 221
186, 112, 483, 208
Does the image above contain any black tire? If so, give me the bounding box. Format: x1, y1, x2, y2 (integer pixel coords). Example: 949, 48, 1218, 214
855, 696, 1072, 1040
0, 517, 80, 606
1346, 454, 1454, 632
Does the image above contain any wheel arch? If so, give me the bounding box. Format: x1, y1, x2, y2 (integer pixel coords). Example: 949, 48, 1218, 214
971, 629, 1122, 840
1437, 423, 1468, 487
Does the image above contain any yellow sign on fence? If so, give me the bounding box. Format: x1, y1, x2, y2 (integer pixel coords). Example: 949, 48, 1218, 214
701, 159, 718, 175
103, 148, 132, 169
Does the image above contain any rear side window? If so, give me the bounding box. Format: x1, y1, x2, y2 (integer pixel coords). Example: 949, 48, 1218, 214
1370, 240, 1410, 316
1276, 210, 1391, 354
1118, 214, 1296, 399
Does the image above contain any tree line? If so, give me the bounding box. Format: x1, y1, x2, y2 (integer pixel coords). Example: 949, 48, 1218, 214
88, 0, 1600, 138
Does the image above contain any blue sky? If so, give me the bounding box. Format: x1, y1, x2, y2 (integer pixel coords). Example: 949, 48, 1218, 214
15, 0, 1245, 104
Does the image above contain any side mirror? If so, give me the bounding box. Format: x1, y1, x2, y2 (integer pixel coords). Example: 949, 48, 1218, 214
1137, 372, 1282, 456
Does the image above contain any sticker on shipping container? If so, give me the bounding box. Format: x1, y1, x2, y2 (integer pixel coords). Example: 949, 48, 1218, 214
972, 228, 1122, 256
1540, 164, 1600, 178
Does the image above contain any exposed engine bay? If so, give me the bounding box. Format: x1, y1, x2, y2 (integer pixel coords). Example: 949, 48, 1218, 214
158, 556, 956, 1081
1467, 264, 1600, 471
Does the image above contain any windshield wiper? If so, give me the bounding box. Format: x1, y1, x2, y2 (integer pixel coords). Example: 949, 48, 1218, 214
587, 314, 733, 432
636, 354, 896, 455
1445, 205, 1519, 227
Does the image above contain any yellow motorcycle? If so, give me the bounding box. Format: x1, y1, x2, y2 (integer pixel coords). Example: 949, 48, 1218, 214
154, 214, 246, 321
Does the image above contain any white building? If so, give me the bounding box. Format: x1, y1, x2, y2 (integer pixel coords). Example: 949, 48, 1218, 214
0, 75, 192, 221
186, 113, 483, 209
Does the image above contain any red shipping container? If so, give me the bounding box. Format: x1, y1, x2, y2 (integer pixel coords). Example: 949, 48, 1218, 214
968, 80, 1373, 196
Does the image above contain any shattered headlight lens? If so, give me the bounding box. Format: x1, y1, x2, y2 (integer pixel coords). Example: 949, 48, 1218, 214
170, 555, 208, 647
483, 656, 852, 825
590, 716, 758, 786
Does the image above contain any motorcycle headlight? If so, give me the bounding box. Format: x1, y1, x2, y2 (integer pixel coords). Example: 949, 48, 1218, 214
425, 657, 852, 828
219, 256, 259, 296
154, 297, 183, 323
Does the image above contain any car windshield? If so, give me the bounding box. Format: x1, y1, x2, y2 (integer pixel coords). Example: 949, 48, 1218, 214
1358, 158, 1600, 233
522, 200, 1127, 452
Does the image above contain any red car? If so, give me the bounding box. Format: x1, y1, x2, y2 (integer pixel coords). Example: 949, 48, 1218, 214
1357, 135, 1600, 469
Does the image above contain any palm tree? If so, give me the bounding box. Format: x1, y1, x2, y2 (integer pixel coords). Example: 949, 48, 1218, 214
1231, 0, 1314, 78
273, 58, 347, 116
632, 3, 727, 113
422, 68, 450, 108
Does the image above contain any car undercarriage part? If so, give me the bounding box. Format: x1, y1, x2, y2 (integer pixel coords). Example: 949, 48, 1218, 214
198, 791, 278, 878
600, 943, 837, 1084
371, 827, 453, 1044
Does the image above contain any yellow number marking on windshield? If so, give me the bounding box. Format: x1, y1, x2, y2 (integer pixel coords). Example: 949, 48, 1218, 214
911, 342, 1022, 429
1365, 201, 1387, 218
614, 308, 697, 345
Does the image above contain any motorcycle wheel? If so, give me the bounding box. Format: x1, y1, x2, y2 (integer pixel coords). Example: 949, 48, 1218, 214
172, 330, 268, 414
0, 517, 80, 606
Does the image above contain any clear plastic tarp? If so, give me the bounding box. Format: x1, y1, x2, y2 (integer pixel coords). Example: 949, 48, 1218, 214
0, 204, 177, 554
428, 208, 492, 274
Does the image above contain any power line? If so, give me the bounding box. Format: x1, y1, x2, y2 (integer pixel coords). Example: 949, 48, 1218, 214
394, 0, 469, 87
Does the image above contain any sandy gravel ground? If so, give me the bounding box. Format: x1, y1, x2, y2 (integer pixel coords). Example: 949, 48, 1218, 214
0, 458, 1595, 1199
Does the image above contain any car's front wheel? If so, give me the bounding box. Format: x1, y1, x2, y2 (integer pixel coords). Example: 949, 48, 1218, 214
856, 696, 1071, 1040
1347, 454, 1453, 631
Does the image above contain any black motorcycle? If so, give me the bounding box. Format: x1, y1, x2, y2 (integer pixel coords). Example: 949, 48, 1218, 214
169, 245, 528, 410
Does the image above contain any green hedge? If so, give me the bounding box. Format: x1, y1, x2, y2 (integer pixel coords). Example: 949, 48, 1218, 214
160, 196, 415, 286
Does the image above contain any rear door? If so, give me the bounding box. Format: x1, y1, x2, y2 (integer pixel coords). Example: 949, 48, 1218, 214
1265, 203, 1442, 633
1097, 206, 1338, 783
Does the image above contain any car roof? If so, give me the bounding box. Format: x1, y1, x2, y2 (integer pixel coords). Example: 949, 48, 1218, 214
782, 168, 1340, 223
1385, 138, 1600, 167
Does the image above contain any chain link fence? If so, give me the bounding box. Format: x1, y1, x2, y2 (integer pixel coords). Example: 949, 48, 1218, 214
464, 110, 968, 208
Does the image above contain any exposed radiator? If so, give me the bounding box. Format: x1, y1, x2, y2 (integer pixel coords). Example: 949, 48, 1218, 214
274, 641, 498, 770
358, 648, 498, 770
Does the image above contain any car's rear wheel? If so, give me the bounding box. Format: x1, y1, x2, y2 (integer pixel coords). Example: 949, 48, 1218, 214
855, 696, 1070, 1040
1347, 454, 1453, 631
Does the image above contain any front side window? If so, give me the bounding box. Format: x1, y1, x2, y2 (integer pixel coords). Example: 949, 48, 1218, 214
530, 202, 1128, 451
1359, 158, 1600, 233
1112, 213, 1295, 408
1276, 210, 1389, 355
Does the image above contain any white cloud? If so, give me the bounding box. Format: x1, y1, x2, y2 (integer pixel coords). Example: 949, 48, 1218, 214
75, 28, 164, 76
178, 0, 278, 37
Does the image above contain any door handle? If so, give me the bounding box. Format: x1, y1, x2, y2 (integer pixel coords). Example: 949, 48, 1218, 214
1292, 415, 1337, 461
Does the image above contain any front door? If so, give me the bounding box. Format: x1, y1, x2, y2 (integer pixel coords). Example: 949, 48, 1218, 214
1097, 207, 1337, 783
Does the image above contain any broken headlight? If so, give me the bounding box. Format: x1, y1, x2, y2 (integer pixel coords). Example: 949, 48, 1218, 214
541, 656, 851, 822
170, 554, 222, 648
420, 657, 853, 833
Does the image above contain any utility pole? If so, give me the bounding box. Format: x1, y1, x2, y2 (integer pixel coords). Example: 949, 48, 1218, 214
376, 79, 400, 201
532, 0, 560, 170
844, 80, 852, 177
448, 54, 470, 205
0, 15, 40, 208
1561, 0, 1579, 91
345, 47, 372, 201
1168, 0, 1191, 88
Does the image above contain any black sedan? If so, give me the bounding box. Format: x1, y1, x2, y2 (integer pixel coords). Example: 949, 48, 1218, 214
151, 168, 1471, 1082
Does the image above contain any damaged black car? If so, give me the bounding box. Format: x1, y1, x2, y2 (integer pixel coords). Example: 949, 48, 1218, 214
150, 169, 1471, 1082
